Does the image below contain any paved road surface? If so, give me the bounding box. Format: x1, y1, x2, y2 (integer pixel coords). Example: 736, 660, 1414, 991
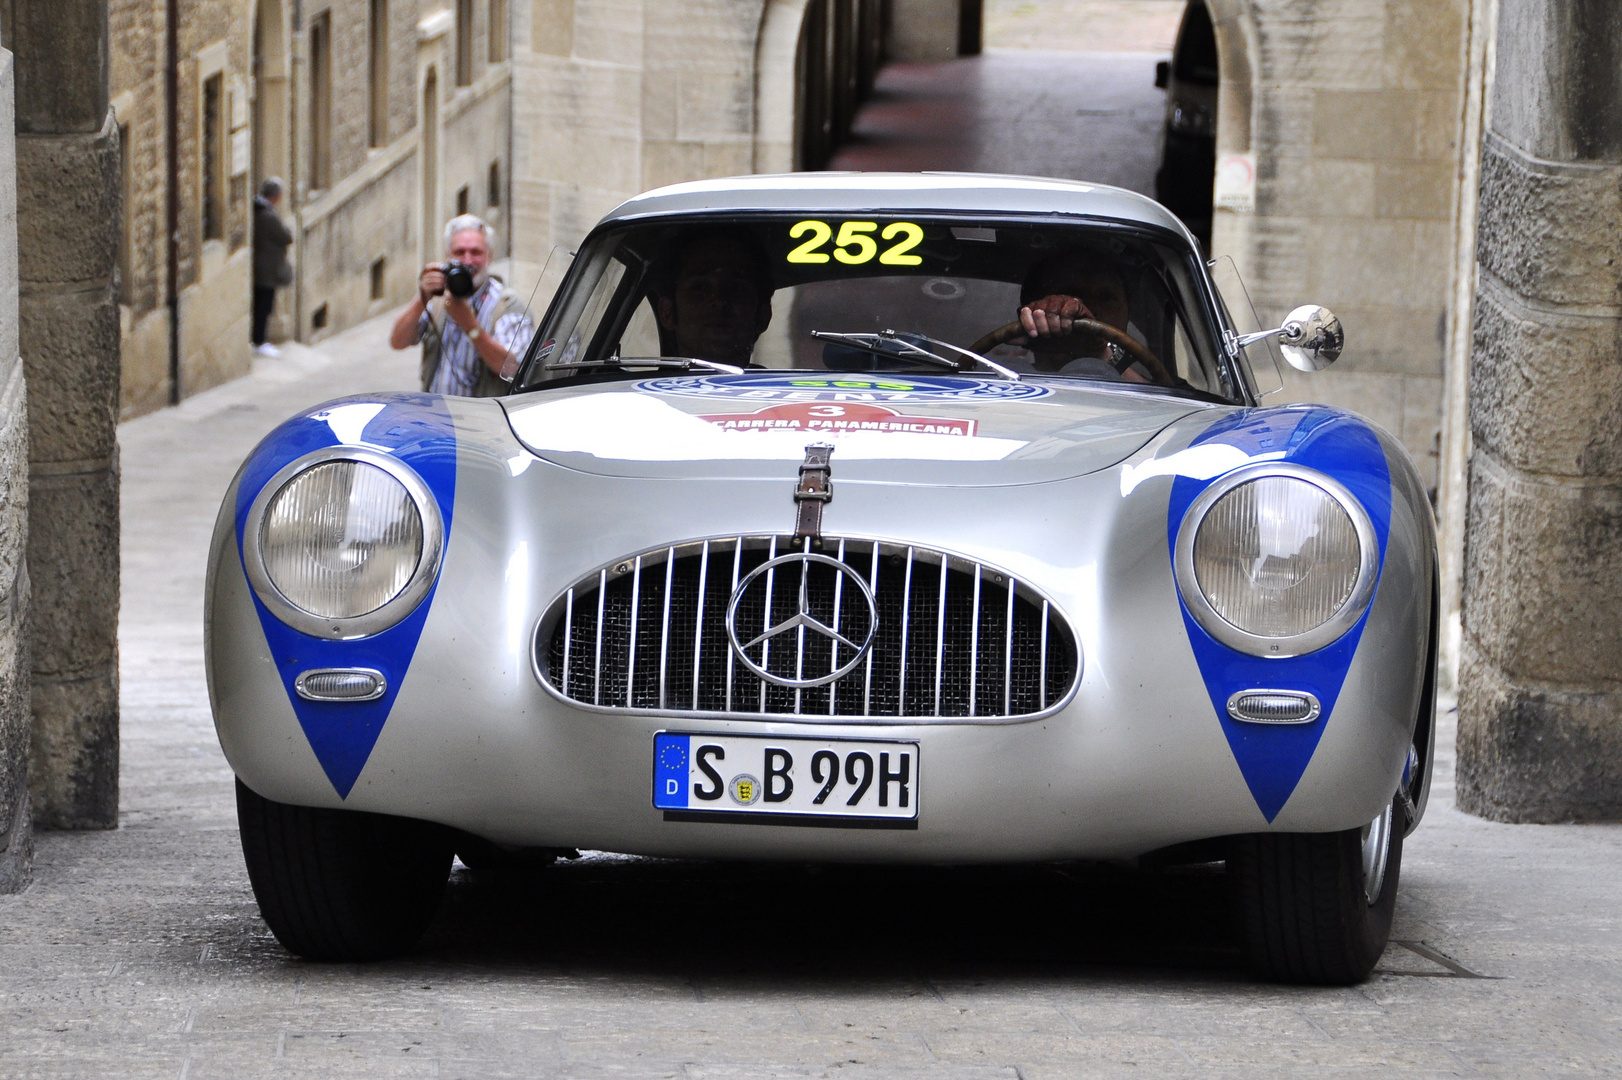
830, 51, 1170, 197
0, 313, 1619, 1077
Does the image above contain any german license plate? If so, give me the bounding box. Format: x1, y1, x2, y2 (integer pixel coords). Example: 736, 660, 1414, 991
653, 732, 919, 829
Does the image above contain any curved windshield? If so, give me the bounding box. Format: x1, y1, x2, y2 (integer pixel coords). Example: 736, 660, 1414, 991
516, 214, 1236, 400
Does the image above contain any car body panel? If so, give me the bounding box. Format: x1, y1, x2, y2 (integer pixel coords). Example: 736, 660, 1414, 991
211, 389, 1432, 861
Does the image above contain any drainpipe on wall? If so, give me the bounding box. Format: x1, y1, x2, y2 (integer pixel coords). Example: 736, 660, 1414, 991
164, 0, 181, 403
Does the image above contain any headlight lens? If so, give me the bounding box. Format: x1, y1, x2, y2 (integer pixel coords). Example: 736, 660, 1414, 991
259, 461, 424, 619
1191, 475, 1361, 638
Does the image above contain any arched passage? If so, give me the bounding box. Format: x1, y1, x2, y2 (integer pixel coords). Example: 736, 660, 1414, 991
754, 0, 884, 173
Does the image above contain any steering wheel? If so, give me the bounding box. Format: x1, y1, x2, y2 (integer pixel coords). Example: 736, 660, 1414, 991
969, 318, 1173, 385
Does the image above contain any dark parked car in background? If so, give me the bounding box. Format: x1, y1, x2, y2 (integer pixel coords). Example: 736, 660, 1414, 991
1155, 0, 1219, 251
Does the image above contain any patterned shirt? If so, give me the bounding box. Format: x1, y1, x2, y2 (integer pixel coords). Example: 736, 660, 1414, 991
418, 279, 535, 396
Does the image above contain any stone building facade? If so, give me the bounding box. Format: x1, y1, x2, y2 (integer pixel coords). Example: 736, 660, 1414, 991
1204, 0, 1468, 499
111, 0, 514, 419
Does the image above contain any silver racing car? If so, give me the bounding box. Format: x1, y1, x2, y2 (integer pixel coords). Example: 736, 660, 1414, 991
207, 174, 1437, 983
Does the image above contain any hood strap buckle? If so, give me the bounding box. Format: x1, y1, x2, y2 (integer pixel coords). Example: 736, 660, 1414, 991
793, 444, 834, 540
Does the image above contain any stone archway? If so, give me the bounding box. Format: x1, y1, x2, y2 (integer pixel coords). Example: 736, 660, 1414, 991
754, 0, 813, 174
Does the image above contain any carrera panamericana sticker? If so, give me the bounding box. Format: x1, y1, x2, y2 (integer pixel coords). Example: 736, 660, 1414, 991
699, 401, 977, 437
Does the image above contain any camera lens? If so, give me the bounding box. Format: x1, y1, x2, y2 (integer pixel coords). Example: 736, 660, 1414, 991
445, 261, 476, 298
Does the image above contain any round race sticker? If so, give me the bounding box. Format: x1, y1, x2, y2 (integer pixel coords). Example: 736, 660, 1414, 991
637, 373, 1050, 403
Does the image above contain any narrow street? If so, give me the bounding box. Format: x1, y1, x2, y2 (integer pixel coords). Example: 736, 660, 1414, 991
0, 312, 1615, 1074
1, 9, 1620, 1074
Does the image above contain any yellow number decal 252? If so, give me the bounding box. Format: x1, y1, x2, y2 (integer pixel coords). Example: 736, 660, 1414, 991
879, 221, 925, 265
833, 221, 879, 264
786, 220, 833, 263
785, 220, 927, 266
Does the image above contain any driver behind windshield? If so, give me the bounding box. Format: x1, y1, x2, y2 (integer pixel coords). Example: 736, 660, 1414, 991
988, 250, 1154, 382
651, 228, 775, 367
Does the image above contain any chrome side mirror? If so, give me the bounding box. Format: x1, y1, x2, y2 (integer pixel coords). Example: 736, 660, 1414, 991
1235, 305, 1344, 371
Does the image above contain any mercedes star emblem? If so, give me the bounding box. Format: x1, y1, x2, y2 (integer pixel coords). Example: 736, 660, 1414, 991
725, 552, 878, 688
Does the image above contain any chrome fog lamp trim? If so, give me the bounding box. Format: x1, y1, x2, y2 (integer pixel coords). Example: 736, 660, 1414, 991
1174, 462, 1379, 657
242, 446, 445, 640
1226, 689, 1321, 725
295, 667, 388, 702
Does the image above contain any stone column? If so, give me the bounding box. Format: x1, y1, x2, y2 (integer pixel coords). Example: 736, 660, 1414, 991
8, 0, 121, 829
1458, 0, 1622, 821
0, 41, 31, 891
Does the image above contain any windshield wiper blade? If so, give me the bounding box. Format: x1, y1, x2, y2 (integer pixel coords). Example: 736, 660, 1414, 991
809, 330, 1019, 381
898, 330, 1021, 381
548, 356, 744, 375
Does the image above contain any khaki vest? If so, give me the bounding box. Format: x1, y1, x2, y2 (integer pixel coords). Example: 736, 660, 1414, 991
418, 277, 530, 397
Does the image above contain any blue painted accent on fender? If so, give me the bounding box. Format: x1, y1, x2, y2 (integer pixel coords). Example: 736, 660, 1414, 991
1166, 407, 1392, 822
233, 394, 457, 799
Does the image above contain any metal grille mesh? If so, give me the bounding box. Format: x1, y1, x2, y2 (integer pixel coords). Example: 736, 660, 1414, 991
540, 537, 1077, 719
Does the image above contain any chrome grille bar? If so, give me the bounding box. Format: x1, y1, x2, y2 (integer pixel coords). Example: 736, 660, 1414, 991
898, 547, 914, 717
658, 547, 674, 709
1040, 599, 1050, 710
969, 565, 981, 718
1004, 577, 1016, 717
593, 568, 606, 707
691, 540, 709, 710
726, 539, 741, 712
625, 555, 642, 707
934, 555, 948, 716
828, 537, 846, 717
541, 536, 1076, 722
562, 587, 574, 699
759, 536, 778, 713
863, 541, 879, 716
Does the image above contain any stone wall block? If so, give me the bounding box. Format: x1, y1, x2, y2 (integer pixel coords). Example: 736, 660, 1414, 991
1476, 136, 1622, 309
14, 124, 119, 289
7, 0, 109, 134
27, 671, 117, 829
18, 286, 121, 466
1461, 453, 1622, 685
1469, 284, 1622, 477
27, 467, 118, 681
1457, 634, 1622, 822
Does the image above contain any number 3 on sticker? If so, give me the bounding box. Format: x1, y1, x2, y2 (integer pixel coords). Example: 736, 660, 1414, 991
787, 220, 925, 266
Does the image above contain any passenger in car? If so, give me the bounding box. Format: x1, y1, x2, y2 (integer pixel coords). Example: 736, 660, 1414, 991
651, 228, 776, 367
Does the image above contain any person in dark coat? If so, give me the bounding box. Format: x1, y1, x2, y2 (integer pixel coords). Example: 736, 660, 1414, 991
252, 177, 294, 357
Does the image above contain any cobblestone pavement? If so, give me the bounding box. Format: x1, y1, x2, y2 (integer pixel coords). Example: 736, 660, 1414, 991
0, 307, 1618, 1077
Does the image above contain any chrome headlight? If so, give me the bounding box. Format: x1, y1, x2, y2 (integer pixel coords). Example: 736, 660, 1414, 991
1175, 464, 1378, 656
244, 448, 444, 639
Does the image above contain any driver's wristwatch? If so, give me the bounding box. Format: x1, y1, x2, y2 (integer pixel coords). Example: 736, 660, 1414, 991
466, 326, 483, 342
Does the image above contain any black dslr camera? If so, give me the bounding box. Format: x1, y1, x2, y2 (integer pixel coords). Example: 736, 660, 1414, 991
442, 261, 477, 298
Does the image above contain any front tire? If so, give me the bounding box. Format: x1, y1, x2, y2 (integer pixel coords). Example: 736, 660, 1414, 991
1229, 795, 1403, 984
236, 779, 454, 961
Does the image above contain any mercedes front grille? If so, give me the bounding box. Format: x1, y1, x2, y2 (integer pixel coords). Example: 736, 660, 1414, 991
536, 536, 1079, 721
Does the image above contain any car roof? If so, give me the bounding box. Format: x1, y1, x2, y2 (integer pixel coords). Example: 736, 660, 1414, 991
597, 172, 1194, 240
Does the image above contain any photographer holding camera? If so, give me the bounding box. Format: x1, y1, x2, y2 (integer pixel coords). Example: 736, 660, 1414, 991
389, 214, 533, 396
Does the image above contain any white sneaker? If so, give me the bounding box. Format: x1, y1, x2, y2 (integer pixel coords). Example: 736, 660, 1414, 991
254, 342, 282, 358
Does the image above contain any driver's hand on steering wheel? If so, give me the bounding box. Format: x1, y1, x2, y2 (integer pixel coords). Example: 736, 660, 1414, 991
1019, 294, 1095, 340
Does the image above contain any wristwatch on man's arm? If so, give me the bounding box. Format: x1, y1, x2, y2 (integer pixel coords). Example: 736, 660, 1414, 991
466, 326, 483, 341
